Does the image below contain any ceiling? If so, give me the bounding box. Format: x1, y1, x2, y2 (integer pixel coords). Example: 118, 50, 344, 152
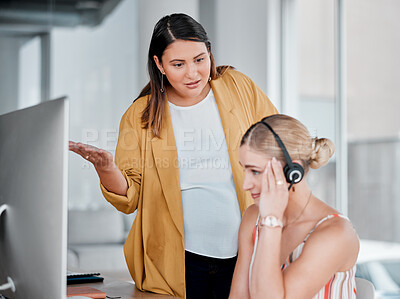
0, 0, 122, 35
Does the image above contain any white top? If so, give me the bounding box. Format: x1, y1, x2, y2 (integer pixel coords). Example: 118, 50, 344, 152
168, 89, 242, 258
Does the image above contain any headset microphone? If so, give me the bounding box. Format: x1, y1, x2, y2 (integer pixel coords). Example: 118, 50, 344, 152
258, 119, 304, 190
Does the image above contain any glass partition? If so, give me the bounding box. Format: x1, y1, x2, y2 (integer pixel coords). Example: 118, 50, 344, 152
346, 0, 400, 245
288, 0, 337, 207
290, 0, 400, 295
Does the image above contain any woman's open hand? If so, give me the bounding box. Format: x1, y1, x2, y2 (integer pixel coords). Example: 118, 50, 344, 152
259, 157, 289, 219
69, 141, 115, 172
69, 141, 128, 195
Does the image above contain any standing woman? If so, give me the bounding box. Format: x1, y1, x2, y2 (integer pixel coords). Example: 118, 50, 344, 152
229, 114, 359, 299
70, 13, 277, 299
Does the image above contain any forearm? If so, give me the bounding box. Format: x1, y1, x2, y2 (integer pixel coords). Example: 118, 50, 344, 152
229, 267, 250, 299
229, 290, 249, 299
250, 227, 284, 299
96, 164, 128, 196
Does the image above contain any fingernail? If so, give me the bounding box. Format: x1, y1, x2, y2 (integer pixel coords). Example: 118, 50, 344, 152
272, 157, 276, 162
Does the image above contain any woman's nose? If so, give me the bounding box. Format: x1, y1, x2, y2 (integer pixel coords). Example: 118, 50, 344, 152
186, 63, 197, 79
242, 175, 253, 191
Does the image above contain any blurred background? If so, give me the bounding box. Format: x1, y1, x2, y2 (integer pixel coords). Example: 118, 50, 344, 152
1, 0, 399, 295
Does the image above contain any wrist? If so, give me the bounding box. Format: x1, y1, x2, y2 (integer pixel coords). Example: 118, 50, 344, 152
95, 161, 117, 173
259, 215, 283, 229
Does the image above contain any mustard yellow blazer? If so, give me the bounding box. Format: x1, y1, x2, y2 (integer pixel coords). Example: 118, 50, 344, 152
101, 69, 278, 298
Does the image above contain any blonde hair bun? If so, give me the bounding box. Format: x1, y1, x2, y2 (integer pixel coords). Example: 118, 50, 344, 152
309, 138, 335, 169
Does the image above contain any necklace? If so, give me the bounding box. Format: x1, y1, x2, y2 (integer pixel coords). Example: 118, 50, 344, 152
283, 191, 312, 229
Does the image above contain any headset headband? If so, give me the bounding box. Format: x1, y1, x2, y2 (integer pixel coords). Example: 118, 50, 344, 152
259, 121, 294, 169
258, 119, 304, 190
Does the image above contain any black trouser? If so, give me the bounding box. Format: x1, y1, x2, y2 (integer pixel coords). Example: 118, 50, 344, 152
185, 250, 237, 299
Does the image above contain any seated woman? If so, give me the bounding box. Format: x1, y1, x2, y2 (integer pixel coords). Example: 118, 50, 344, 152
229, 114, 359, 299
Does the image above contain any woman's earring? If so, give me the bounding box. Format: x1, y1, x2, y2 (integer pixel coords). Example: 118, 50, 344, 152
160, 73, 165, 93
208, 76, 211, 82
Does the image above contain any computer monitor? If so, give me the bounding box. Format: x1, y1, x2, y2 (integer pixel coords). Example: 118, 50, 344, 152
0, 98, 69, 299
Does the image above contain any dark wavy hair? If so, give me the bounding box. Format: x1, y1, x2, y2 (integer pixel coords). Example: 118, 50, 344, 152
137, 13, 229, 138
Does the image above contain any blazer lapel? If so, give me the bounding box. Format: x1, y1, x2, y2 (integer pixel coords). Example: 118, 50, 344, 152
151, 101, 184, 237
211, 79, 243, 153
211, 78, 249, 214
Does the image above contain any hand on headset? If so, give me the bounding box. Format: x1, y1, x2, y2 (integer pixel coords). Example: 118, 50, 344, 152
259, 157, 289, 220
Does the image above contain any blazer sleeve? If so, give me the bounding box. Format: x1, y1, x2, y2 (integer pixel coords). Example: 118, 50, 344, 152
100, 102, 144, 214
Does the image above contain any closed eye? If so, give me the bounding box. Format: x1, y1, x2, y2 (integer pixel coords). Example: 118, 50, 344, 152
195, 57, 204, 63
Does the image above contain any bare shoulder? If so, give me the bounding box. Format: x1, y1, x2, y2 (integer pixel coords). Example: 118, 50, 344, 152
242, 204, 259, 225
239, 204, 259, 237
303, 215, 359, 270
315, 215, 358, 243
309, 201, 358, 248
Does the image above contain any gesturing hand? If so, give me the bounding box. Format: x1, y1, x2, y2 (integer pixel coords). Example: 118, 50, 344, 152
69, 141, 115, 172
259, 157, 289, 219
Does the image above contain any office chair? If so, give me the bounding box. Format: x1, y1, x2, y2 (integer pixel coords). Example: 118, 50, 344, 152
355, 277, 375, 299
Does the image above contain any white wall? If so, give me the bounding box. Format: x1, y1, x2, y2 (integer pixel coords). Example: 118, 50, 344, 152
0, 37, 21, 114
0, 35, 42, 115
19, 36, 41, 109
213, 0, 271, 102
51, 0, 140, 208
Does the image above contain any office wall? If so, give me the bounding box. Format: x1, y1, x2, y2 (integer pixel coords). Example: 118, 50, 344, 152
0, 36, 42, 115
51, 0, 140, 208
213, 0, 270, 100
0, 37, 21, 114
19, 36, 41, 109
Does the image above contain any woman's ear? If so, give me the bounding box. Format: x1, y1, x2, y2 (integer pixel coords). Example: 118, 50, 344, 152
153, 55, 164, 74
292, 159, 304, 167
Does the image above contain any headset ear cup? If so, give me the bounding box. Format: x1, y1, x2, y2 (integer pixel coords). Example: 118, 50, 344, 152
283, 163, 304, 184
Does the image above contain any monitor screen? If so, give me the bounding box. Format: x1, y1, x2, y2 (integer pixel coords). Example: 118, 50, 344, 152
0, 98, 68, 299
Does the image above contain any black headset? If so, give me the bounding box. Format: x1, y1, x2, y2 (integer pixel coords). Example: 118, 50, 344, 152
258, 119, 304, 190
